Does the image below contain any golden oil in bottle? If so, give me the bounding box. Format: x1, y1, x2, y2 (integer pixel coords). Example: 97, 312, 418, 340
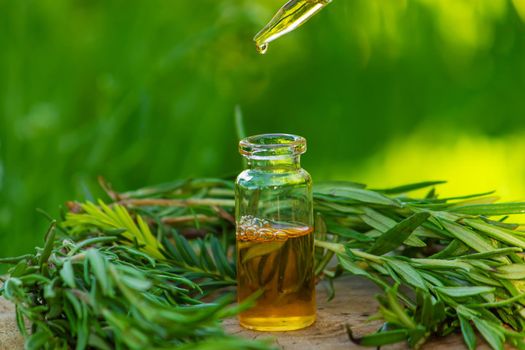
236, 216, 316, 331
235, 134, 315, 331
254, 0, 332, 54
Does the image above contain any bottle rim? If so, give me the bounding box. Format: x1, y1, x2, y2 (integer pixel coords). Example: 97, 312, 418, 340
239, 133, 307, 159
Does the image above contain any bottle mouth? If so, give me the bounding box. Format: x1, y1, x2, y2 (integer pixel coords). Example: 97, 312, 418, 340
239, 133, 307, 159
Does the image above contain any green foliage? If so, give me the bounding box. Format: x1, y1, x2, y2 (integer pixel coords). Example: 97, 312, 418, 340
4, 178, 525, 349
1, 222, 270, 350
348, 285, 444, 348
63, 200, 163, 259
367, 212, 430, 255
2, 0, 525, 262
162, 229, 237, 288
313, 180, 525, 349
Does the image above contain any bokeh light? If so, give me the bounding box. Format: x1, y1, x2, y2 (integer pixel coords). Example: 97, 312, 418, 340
1, 0, 524, 257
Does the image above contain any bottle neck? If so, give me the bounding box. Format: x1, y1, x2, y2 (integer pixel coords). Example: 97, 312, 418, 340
247, 156, 301, 170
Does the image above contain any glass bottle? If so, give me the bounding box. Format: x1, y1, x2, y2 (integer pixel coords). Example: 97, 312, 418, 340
235, 133, 315, 331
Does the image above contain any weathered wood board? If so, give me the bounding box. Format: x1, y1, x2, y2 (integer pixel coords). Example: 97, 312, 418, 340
0, 296, 25, 350
0, 277, 487, 350
223, 277, 483, 350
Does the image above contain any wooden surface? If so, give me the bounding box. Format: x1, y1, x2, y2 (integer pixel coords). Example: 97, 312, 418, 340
0, 277, 484, 350
224, 277, 481, 350
0, 296, 24, 350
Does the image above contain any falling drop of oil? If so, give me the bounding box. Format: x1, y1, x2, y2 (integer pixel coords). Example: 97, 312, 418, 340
255, 42, 269, 55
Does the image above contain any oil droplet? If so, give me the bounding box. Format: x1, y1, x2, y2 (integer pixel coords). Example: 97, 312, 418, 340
255, 42, 268, 55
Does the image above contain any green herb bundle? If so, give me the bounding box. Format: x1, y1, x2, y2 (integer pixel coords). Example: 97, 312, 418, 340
2, 177, 525, 349
313, 181, 525, 349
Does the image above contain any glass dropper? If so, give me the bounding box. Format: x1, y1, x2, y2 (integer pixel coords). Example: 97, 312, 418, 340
253, 0, 332, 54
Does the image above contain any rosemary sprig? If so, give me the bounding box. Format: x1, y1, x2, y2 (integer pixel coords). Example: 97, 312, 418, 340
1, 194, 270, 350
3, 177, 525, 349
313, 181, 525, 350
1, 234, 272, 350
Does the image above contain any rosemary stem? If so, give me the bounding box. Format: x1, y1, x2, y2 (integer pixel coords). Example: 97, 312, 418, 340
315, 235, 339, 276
314, 239, 345, 254
120, 198, 236, 208
162, 215, 220, 225
349, 249, 383, 264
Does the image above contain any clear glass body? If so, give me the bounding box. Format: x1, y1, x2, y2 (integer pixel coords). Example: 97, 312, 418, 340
235, 134, 315, 331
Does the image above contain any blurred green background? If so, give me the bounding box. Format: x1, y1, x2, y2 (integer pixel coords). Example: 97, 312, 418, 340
2, 0, 525, 257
